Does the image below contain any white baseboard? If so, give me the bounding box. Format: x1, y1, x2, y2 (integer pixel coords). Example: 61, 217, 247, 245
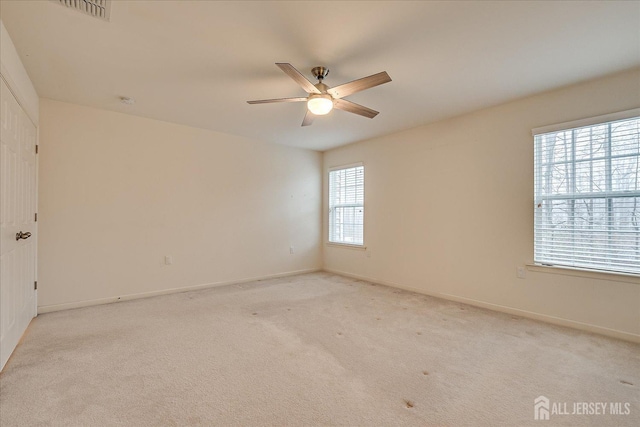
323, 268, 640, 344
37, 266, 639, 344
37, 268, 321, 314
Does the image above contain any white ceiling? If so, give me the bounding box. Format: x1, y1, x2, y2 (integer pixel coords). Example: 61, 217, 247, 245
1, 1, 638, 151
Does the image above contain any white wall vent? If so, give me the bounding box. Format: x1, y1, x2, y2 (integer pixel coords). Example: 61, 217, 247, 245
52, 0, 111, 21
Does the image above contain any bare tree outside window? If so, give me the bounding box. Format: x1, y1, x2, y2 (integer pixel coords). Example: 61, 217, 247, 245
534, 117, 639, 274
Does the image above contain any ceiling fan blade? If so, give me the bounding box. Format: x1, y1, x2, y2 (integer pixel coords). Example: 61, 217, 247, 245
276, 63, 321, 94
301, 110, 315, 127
327, 71, 391, 99
247, 97, 307, 104
333, 99, 379, 119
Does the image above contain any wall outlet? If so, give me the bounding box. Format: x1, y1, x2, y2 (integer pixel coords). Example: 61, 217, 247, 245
289, 246, 294, 254
165, 255, 173, 265
516, 266, 526, 279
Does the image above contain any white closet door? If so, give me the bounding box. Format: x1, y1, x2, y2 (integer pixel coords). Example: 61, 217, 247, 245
1, 77, 37, 371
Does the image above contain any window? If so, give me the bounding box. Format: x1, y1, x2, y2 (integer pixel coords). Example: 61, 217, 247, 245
533, 111, 640, 275
329, 164, 364, 245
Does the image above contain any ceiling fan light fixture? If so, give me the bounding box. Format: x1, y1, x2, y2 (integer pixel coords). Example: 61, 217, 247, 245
247, 63, 391, 126
307, 94, 333, 115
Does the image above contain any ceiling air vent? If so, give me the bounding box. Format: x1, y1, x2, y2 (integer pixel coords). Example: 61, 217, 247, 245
52, 0, 111, 21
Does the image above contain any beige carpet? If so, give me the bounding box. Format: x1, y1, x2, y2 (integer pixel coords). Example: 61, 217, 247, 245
0, 272, 638, 426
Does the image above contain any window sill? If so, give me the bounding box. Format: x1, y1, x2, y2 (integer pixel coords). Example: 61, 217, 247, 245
526, 263, 640, 284
326, 242, 367, 251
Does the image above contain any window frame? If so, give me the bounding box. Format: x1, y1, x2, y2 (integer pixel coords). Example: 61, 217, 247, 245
328, 162, 365, 247
532, 108, 640, 276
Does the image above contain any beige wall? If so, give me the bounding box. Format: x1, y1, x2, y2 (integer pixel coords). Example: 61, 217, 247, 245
0, 20, 38, 125
323, 68, 640, 342
38, 70, 640, 340
38, 99, 321, 310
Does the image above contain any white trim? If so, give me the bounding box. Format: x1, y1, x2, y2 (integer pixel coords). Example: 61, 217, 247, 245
37, 268, 321, 314
526, 263, 640, 284
328, 161, 364, 172
33, 121, 39, 318
531, 107, 640, 136
328, 163, 365, 246
323, 268, 640, 344
325, 242, 366, 250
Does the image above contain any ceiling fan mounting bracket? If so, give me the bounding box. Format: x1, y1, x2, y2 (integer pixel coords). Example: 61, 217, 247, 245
311, 66, 329, 82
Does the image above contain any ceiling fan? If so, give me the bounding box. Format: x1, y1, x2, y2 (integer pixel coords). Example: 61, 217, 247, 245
247, 63, 392, 126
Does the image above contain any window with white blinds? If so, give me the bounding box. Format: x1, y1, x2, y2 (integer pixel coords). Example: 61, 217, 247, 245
533, 114, 640, 275
329, 165, 364, 245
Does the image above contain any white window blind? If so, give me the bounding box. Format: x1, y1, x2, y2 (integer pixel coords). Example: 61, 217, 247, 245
534, 115, 640, 275
329, 165, 364, 245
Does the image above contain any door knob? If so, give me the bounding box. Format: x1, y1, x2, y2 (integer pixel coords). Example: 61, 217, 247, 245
16, 231, 31, 241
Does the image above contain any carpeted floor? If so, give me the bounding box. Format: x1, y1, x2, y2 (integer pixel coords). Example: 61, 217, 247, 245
0, 272, 638, 426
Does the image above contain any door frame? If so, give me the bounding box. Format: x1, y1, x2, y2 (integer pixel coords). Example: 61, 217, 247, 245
0, 63, 38, 317
0, 71, 38, 371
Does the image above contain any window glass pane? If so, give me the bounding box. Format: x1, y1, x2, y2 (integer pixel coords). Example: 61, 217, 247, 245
612, 156, 638, 191
329, 165, 364, 245
611, 120, 639, 156
534, 116, 640, 274
575, 159, 605, 194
